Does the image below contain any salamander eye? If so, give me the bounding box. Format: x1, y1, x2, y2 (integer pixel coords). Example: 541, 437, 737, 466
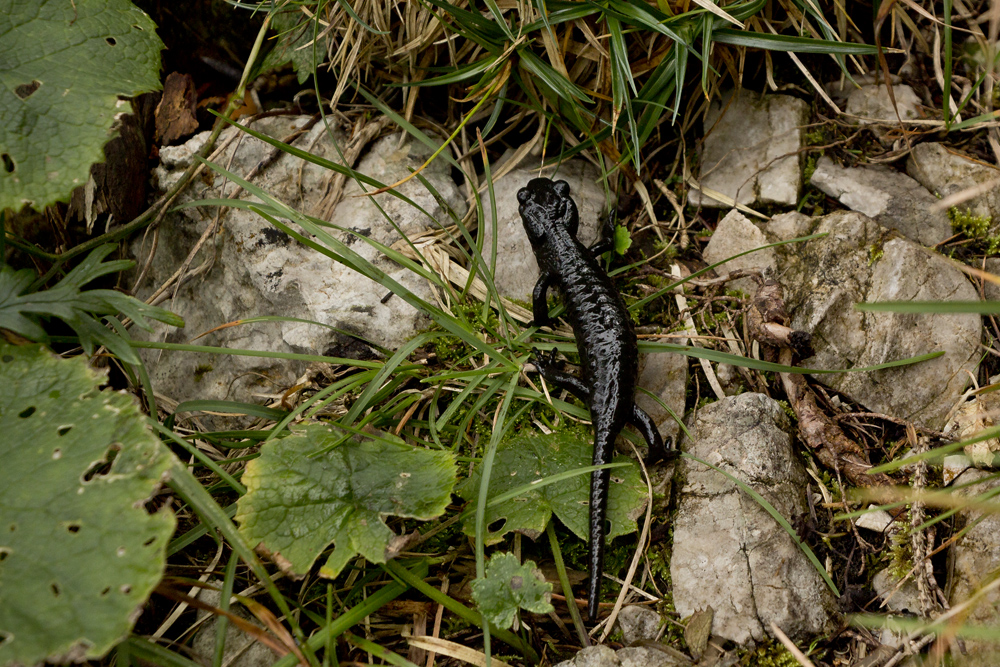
553, 180, 570, 197
517, 188, 531, 204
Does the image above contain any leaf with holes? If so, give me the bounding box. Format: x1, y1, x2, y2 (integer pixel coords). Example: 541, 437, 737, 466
236, 423, 457, 579
458, 431, 648, 545
0, 344, 174, 665
471, 553, 553, 629
0, 0, 164, 211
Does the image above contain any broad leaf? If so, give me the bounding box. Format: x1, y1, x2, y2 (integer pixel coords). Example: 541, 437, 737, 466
471, 553, 553, 629
236, 423, 457, 579
0, 0, 164, 211
0, 344, 174, 665
459, 432, 648, 544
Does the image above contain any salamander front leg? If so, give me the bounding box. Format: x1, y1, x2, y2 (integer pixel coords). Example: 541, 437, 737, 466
531, 272, 556, 329
588, 210, 618, 257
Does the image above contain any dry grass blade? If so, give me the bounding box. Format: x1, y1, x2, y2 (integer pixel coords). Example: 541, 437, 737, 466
407, 635, 513, 667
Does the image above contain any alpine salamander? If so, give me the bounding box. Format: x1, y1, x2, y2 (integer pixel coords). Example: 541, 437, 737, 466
517, 177, 672, 621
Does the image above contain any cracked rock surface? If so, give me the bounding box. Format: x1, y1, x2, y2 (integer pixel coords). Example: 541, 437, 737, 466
808, 156, 952, 246
708, 209, 980, 430
670, 393, 839, 645
906, 141, 1000, 227
691, 90, 808, 208
769, 211, 980, 430
132, 119, 464, 416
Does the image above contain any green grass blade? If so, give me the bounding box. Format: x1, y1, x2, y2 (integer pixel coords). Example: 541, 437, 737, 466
712, 29, 879, 54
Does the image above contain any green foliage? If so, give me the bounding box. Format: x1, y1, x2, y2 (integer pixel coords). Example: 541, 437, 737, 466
949, 207, 1000, 254
739, 643, 799, 667
888, 521, 913, 580
0, 344, 175, 665
949, 207, 992, 238
260, 7, 317, 84
235, 423, 457, 579
458, 431, 648, 545
471, 552, 554, 629
868, 241, 884, 266
0, 245, 183, 364
614, 224, 633, 255
0, 0, 164, 211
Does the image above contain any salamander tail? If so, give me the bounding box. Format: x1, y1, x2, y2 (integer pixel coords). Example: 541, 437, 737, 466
587, 427, 615, 622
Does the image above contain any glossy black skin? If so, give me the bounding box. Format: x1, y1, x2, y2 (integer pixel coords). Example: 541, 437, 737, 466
517, 177, 671, 621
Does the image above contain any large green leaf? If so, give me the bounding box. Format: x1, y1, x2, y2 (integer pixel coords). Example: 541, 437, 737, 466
236, 424, 457, 579
458, 432, 648, 545
0, 344, 175, 665
0, 0, 164, 211
471, 553, 554, 629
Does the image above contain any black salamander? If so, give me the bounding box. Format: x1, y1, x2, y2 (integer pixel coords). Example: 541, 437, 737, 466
517, 177, 673, 621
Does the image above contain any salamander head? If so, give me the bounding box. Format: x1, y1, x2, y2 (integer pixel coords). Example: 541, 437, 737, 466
517, 178, 579, 245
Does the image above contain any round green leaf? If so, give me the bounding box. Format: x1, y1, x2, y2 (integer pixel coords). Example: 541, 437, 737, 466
471, 553, 553, 629
0, 344, 175, 665
236, 424, 457, 579
0, 0, 164, 211
459, 431, 648, 545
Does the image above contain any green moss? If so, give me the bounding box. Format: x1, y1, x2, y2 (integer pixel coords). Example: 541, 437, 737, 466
653, 239, 679, 262
868, 241, 884, 266
803, 154, 818, 185
888, 521, 913, 580
193, 364, 213, 382
949, 207, 992, 239
739, 642, 800, 667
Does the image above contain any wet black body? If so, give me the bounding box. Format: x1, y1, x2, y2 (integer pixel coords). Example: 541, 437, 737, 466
517, 178, 669, 621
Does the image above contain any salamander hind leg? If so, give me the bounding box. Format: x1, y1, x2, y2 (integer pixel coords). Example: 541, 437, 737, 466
629, 404, 677, 463
529, 347, 591, 403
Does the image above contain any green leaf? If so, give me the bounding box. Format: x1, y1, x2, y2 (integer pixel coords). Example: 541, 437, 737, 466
235, 423, 457, 579
614, 224, 632, 255
260, 9, 319, 84
471, 553, 554, 629
0, 343, 175, 665
0, 0, 164, 211
458, 432, 648, 544
0, 245, 183, 364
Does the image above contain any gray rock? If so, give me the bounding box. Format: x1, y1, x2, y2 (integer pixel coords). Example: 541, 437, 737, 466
555, 644, 620, 667
670, 393, 839, 645
769, 211, 980, 430
986, 258, 1000, 302
133, 118, 464, 415
948, 470, 1000, 666
636, 351, 688, 446
616, 645, 690, 667
943, 454, 974, 485
692, 91, 809, 208
855, 508, 894, 533
844, 84, 922, 144
479, 160, 606, 301
872, 569, 923, 614
193, 585, 274, 667
702, 209, 777, 294
907, 142, 1000, 227
946, 390, 1000, 468
616, 605, 662, 644
809, 156, 952, 245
